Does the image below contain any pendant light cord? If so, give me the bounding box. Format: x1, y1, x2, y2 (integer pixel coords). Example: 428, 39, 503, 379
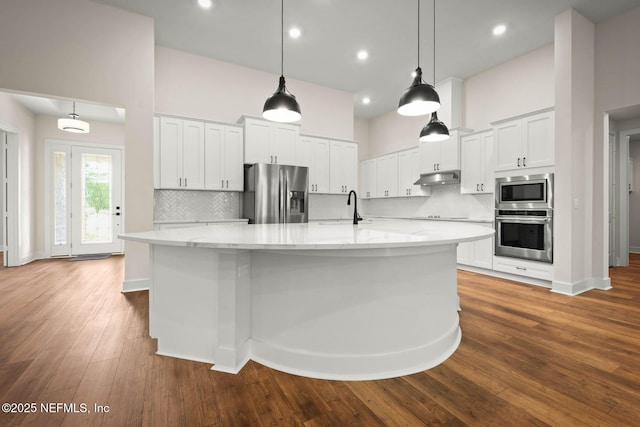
417, 0, 420, 68
433, 0, 436, 85
280, 0, 284, 77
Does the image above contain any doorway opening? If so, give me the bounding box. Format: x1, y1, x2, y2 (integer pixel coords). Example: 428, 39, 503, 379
45, 140, 124, 257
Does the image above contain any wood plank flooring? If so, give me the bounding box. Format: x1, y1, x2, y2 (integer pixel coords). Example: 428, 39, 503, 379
0, 254, 639, 426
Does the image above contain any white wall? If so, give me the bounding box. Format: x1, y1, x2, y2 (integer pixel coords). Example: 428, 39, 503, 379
594, 5, 640, 276
353, 117, 370, 161
0, 92, 36, 263
0, 0, 154, 282
464, 44, 555, 131
33, 115, 125, 255
630, 141, 640, 252
155, 47, 354, 141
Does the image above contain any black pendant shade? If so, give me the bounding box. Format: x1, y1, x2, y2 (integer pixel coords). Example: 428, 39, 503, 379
263, 75, 301, 123
397, 67, 441, 116
419, 111, 450, 142
263, 0, 301, 123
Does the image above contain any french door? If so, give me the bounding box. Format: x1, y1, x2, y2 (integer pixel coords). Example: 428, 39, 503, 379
47, 141, 124, 256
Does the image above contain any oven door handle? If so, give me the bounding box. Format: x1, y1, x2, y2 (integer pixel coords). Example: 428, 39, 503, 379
496, 216, 551, 223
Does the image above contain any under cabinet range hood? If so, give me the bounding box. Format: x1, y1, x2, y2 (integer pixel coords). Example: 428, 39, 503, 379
413, 170, 461, 186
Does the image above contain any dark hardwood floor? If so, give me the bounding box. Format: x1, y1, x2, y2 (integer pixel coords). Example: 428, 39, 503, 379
0, 254, 639, 426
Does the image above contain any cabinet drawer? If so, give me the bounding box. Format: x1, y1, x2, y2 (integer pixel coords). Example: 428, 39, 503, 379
492, 256, 553, 281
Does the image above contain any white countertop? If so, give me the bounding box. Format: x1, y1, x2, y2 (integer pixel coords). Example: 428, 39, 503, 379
153, 218, 248, 224
120, 219, 493, 250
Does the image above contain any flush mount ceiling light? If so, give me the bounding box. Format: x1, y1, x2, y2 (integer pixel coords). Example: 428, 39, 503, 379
198, 0, 213, 10
397, 0, 440, 116
420, 0, 449, 142
58, 102, 90, 134
289, 27, 301, 39
493, 24, 507, 36
263, 0, 301, 123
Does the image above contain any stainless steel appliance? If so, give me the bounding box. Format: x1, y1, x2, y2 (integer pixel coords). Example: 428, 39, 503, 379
243, 163, 309, 224
495, 173, 554, 263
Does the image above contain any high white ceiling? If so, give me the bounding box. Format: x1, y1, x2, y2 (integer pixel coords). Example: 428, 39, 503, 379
10, 93, 125, 124
90, 0, 640, 120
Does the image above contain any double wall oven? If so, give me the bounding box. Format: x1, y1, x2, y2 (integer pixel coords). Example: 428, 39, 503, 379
495, 173, 554, 263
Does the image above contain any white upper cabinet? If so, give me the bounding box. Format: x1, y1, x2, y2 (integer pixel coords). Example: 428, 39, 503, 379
360, 158, 377, 199
493, 109, 554, 171
300, 136, 331, 193
158, 117, 205, 190
204, 123, 244, 191
242, 116, 299, 165
420, 129, 466, 173
329, 140, 358, 194
461, 130, 494, 194
398, 148, 430, 197
375, 153, 399, 198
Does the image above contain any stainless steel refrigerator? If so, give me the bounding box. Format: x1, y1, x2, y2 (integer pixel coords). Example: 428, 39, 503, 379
243, 163, 309, 224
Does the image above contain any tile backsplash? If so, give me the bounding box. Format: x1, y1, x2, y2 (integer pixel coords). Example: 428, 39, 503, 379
361, 185, 494, 220
154, 190, 240, 221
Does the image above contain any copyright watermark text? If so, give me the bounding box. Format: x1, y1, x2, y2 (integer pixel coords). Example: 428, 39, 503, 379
2, 402, 110, 414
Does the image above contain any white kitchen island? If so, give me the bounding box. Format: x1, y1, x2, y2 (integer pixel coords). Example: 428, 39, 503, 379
119, 219, 493, 380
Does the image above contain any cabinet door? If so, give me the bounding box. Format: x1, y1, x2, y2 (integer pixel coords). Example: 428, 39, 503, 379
153, 117, 160, 188
310, 138, 330, 193
375, 154, 398, 197
182, 120, 205, 189
397, 150, 416, 196
204, 123, 224, 190
460, 135, 483, 194
341, 142, 358, 193
297, 136, 312, 167
244, 119, 272, 164
420, 141, 440, 173
224, 127, 244, 191
439, 138, 460, 171
494, 121, 522, 171
360, 159, 377, 199
522, 111, 554, 169
272, 124, 298, 165
457, 241, 473, 265
159, 117, 183, 189
329, 141, 344, 193
473, 236, 494, 269
481, 134, 494, 193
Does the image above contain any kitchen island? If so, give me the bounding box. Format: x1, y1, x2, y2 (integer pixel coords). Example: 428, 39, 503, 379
119, 219, 493, 380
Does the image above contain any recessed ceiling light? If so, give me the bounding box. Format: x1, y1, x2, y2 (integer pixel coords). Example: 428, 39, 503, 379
289, 27, 301, 39
362, 97, 371, 105
357, 50, 369, 61
198, 0, 213, 9
493, 24, 507, 36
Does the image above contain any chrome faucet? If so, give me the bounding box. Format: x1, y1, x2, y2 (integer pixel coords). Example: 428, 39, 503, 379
347, 190, 363, 225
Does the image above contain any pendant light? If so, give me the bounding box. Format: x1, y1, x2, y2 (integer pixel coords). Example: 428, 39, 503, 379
58, 102, 90, 134
397, 0, 440, 117
263, 0, 301, 123
420, 0, 449, 142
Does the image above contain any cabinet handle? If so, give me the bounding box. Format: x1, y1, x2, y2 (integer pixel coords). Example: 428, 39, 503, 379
477, 184, 479, 191
481, 183, 484, 191
516, 266, 527, 271
185, 178, 188, 187
221, 179, 224, 188
523, 157, 526, 167
275, 155, 278, 164
517, 157, 521, 167
437, 163, 440, 171
433, 164, 436, 171
226, 180, 229, 188
179, 177, 182, 187
271, 155, 273, 163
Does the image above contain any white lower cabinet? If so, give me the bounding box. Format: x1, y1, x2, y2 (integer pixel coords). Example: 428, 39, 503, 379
457, 222, 494, 269
492, 256, 554, 281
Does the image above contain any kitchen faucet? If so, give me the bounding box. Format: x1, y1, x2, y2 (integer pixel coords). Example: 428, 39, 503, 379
347, 190, 363, 225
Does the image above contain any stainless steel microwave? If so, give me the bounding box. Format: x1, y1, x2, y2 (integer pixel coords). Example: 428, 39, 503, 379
495, 173, 554, 210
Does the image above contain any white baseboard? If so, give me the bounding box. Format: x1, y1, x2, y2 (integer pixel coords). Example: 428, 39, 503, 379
122, 278, 150, 293
18, 251, 46, 266
630, 246, 640, 254
551, 277, 612, 296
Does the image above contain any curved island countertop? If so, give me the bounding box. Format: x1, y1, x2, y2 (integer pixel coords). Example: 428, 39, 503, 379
119, 220, 493, 381
120, 219, 493, 250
